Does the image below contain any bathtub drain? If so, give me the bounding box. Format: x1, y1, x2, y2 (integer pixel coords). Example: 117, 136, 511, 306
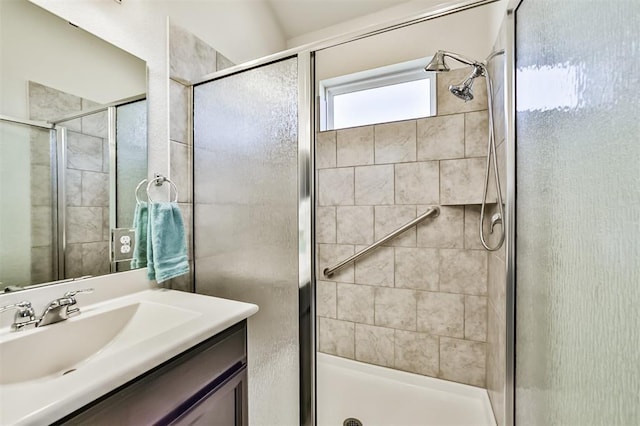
343, 418, 363, 426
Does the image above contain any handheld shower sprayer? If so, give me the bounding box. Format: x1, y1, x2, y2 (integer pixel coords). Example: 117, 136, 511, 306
425, 49, 505, 251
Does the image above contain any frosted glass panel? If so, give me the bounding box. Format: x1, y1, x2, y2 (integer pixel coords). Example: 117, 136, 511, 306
0, 122, 54, 287
515, 1, 640, 425
193, 57, 299, 425
116, 99, 147, 229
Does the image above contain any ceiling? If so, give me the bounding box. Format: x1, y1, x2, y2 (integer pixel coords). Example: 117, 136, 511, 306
265, 0, 412, 40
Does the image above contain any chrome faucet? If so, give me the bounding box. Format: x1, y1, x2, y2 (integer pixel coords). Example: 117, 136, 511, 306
37, 289, 93, 327
0, 301, 38, 330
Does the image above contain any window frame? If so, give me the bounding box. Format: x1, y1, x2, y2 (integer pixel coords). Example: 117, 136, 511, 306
319, 57, 437, 131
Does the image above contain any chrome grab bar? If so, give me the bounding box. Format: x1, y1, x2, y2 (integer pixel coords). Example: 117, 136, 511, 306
323, 206, 440, 278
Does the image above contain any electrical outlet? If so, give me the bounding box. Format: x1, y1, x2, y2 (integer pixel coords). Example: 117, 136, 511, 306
111, 228, 136, 262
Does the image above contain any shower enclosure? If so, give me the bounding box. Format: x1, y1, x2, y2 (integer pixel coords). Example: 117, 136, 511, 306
507, 0, 640, 424
0, 98, 147, 289
192, 55, 313, 425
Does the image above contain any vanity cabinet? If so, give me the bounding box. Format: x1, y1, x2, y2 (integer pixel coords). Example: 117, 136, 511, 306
56, 321, 248, 426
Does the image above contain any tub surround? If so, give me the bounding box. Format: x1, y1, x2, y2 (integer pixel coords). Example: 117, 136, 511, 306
0, 269, 258, 425
316, 69, 494, 388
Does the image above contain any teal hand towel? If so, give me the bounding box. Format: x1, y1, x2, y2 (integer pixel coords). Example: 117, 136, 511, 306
130, 201, 148, 269
147, 202, 190, 283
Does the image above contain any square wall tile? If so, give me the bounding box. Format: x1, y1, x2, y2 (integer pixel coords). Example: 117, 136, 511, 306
417, 291, 464, 338
31, 246, 53, 283
30, 129, 51, 166
465, 110, 489, 157
170, 80, 189, 144
374, 287, 417, 330
67, 132, 103, 172
81, 171, 109, 207
488, 252, 506, 320
437, 69, 488, 115
440, 158, 488, 205
81, 110, 108, 139
66, 206, 102, 243
216, 52, 235, 71
355, 165, 394, 205
66, 169, 82, 207
395, 161, 439, 205
336, 126, 374, 167
318, 244, 355, 283
316, 131, 336, 169
355, 323, 394, 367
486, 303, 506, 425
317, 206, 336, 243
464, 205, 484, 250
439, 337, 486, 387
465, 295, 488, 342
31, 164, 51, 207
319, 318, 355, 358
440, 249, 487, 295
355, 246, 394, 287
337, 206, 374, 245
374, 121, 416, 164
317, 280, 337, 318
395, 247, 439, 291
417, 205, 464, 248
170, 141, 191, 203
81, 241, 109, 276
337, 283, 375, 324
417, 114, 465, 160
28, 81, 82, 122
374, 206, 416, 247
65, 244, 83, 278
169, 23, 218, 81
319, 168, 354, 206
395, 330, 439, 377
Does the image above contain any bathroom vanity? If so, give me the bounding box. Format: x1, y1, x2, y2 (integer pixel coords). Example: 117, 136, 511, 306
58, 321, 248, 425
0, 270, 258, 426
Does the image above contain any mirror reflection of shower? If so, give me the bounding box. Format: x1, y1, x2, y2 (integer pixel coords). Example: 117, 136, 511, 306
425, 50, 505, 251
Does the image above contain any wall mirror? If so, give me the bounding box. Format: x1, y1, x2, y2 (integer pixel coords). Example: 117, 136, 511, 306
0, 0, 148, 291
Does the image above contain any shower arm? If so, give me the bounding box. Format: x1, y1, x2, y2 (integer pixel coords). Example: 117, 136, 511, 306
438, 50, 485, 69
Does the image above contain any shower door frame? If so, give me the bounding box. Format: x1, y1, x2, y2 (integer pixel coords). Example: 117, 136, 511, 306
191, 1, 503, 424
504, 1, 520, 425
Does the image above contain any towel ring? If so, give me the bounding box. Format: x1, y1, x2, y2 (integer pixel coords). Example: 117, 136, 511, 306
135, 179, 148, 204
146, 175, 179, 203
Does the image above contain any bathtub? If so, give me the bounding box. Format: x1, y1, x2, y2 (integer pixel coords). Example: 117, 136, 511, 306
317, 353, 496, 426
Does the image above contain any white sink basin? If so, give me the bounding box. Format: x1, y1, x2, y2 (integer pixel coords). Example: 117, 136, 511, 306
0, 286, 258, 426
0, 302, 199, 385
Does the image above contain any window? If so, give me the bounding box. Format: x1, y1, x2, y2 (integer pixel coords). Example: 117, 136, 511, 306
319, 58, 437, 131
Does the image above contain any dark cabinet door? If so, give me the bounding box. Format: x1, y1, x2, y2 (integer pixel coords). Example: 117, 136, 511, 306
170, 367, 247, 426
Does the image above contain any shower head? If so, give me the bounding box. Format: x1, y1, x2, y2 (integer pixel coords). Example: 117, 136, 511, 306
448, 64, 484, 102
424, 51, 450, 72
449, 82, 474, 101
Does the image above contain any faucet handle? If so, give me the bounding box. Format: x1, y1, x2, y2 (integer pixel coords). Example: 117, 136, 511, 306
0, 301, 37, 330
63, 288, 94, 298
0, 300, 32, 313
63, 288, 93, 316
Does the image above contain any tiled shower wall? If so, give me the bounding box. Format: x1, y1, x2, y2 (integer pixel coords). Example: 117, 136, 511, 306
167, 23, 234, 291
29, 82, 110, 280
316, 68, 497, 387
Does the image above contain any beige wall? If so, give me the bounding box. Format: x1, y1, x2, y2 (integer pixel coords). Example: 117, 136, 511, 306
315, 1, 506, 82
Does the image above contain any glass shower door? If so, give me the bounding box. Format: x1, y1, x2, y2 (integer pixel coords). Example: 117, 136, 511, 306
193, 56, 307, 426
514, 0, 640, 424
